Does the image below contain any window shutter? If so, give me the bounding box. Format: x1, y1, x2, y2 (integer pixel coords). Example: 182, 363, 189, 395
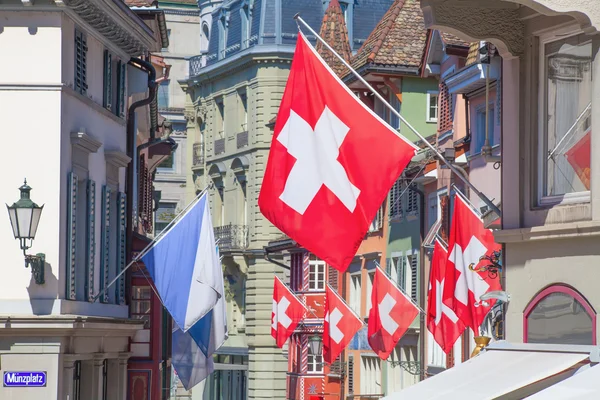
438, 82, 452, 133
85, 180, 96, 302
389, 179, 403, 220
328, 265, 338, 291
410, 253, 418, 302
377, 201, 384, 229
347, 356, 354, 394
407, 188, 419, 214
100, 186, 111, 303
103, 50, 112, 110
399, 256, 406, 292
74, 30, 87, 95
117, 61, 126, 118
66, 172, 78, 300
440, 195, 450, 242
116, 192, 127, 305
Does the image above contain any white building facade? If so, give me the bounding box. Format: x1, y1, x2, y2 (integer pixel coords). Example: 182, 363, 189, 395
0, 1, 161, 399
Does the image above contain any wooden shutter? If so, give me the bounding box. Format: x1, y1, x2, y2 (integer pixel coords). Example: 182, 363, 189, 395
100, 186, 111, 303
85, 180, 96, 302
74, 29, 87, 95
440, 195, 450, 242
407, 188, 419, 214
66, 172, 78, 300
116, 192, 127, 305
410, 253, 418, 302
377, 201, 384, 229
117, 61, 126, 118
389, 179, 403, 220
347, 356, 354, 394
438, 82, 452, 133
103, 50, 112, 110
328, 265, 339, 291
399, 256, 406, 292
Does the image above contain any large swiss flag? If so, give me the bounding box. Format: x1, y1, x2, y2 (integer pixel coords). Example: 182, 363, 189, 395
442, 195, 502, 333
427, 239, 465, 354
324, 284, 363, 364
258, 33, 417, 272
272, 276, 307, 348
368, 267, 419, 359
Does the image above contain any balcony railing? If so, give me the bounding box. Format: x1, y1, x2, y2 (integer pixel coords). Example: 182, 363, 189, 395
237, 130, 249, 149
189, 55, 203, 77
214, 224, 249, 251
193, 142, 204, 167
214, 138, 225, 155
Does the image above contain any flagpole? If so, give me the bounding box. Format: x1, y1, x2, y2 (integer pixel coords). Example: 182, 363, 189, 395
90, 187, 209, 303
293, 14, 502, 219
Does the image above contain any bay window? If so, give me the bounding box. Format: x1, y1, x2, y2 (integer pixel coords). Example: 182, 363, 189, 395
539, 31, 592, 204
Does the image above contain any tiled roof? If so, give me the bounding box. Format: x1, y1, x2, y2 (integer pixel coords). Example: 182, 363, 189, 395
466, 41, 481, 66
350, 0, 427, 72
440, 32, 469, 48
124, 0, 158, 7
315, 0, 352, 77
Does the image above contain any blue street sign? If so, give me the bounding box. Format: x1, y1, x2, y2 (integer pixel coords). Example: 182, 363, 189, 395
3, 371, 47, 387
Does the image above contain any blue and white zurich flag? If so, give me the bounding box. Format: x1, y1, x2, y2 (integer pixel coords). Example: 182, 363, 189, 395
172, 246, 228, 389
142, 192, 222, 332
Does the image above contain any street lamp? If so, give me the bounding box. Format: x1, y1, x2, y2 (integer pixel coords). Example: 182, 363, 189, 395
6, 179, 45, 284
308, 335, 322, 356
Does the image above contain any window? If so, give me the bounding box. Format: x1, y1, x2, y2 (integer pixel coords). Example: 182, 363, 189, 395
388, 256, 400, 284
73, 361, 82, 400
475, 104, 495, 153
240, 92, 248, 131
216, 98, 225, 137
155, 202, 177, 235
366, 271, 375, 314
218, 11, 228, 59
406, 187, 419, 215
369, 202, 384, 232
202, 23, 210, 52
157, 81, 170, 109
130, 286, 152, 329
427, 91, 439, 122
539, 32, 592, 202
308, 254, 325, 291
103, 50, 113, 110
240, 1, 251, 49
390, 93, 401, 130
427, 191, 439, 232
74, 29, 88, 95
350, 273, 361, 314
157, 152, 175, 171
360, 356, 381, 395
524, 285, 595, 345
307, 346, 323, 374
389, 179, 404, 220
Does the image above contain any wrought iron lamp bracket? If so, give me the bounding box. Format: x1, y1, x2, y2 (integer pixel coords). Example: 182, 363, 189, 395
388, 360, 424, 376
468, 250, 502, 279
24, 251, 45, 285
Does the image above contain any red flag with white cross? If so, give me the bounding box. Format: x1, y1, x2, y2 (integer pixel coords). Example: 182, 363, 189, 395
324, 284, 363, 364
271, 276, 307, 348
258, 33, 418, 272
427, 239, 465, 354
368, 267, 420, 359
442, 195, 502, 333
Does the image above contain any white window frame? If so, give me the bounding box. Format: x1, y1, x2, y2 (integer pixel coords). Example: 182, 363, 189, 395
350, 272, 362, 315
537, 25, 592, 207
307, 352, 323, 374
308, 255, 325, 291
474, 102, 495, 155
426, 90, 439, 123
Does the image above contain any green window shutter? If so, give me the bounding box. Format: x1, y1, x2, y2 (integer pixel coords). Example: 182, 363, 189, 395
85, 180, 96, 302
66, 172, 78, 300
117, 61, 126, 118
116, 192, 127, 305
100, 186, 111, 303
410, 253, 419, 302
74, 29, 87, 95
103, 50, 112, 110
399, 256, 406, 292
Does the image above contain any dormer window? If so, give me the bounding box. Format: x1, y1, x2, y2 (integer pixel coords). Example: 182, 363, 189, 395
241, 0, 252, 49
218, 9, 229, 60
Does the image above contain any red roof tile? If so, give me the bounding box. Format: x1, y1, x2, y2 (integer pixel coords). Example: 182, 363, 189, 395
440, 32, 469, 48
350, 0, 427, 72
315, 0, 352, 77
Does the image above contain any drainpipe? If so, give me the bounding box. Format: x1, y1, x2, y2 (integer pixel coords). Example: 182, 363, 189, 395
463, 94, 471, 143
126, 57, 157, 270
411, 184, 426, 381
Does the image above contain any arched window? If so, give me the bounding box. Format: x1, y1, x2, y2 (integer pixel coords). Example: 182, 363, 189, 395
524, 285, 596, 345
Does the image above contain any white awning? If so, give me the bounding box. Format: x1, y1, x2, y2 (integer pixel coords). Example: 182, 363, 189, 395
382, 343, 589, 400
527, 364, 600, 399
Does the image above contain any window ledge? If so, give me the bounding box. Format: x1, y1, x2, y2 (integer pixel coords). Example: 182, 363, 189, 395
494, 220, 600, 243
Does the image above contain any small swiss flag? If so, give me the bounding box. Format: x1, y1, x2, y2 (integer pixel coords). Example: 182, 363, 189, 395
324, 284, 363, 364
427, 239, 465, 354
442, 195, 502, 333
272, 276, 307, 348
368, 267, 419, 359
258, 33, 417, 272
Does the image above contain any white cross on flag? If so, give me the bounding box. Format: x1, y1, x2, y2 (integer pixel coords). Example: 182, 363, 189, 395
324, 284, 363, 364
427, 239, 465, 354
442, 195, 502, 333
368, 267, 419, 359
271, 276, 307, 348
258, 32, 417, 272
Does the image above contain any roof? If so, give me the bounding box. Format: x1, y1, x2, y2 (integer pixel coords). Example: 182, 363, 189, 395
350, 0, 427, 72
315, 0, 352, 77
440, 32, 469, 48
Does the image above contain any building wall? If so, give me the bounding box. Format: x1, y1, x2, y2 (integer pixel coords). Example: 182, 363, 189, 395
400, 77, 440, 141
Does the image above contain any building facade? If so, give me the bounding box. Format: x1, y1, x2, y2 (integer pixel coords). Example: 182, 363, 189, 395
0, 1, 168, 399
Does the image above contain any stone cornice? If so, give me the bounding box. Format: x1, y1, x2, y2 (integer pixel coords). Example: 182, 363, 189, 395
105, 150, 132, 168
494, 220, 600, 243
71, 131, 102, 154
61, 0, 156, 56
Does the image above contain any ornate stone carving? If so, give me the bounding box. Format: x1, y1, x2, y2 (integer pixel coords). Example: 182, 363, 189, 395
422, 3, 525, 57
